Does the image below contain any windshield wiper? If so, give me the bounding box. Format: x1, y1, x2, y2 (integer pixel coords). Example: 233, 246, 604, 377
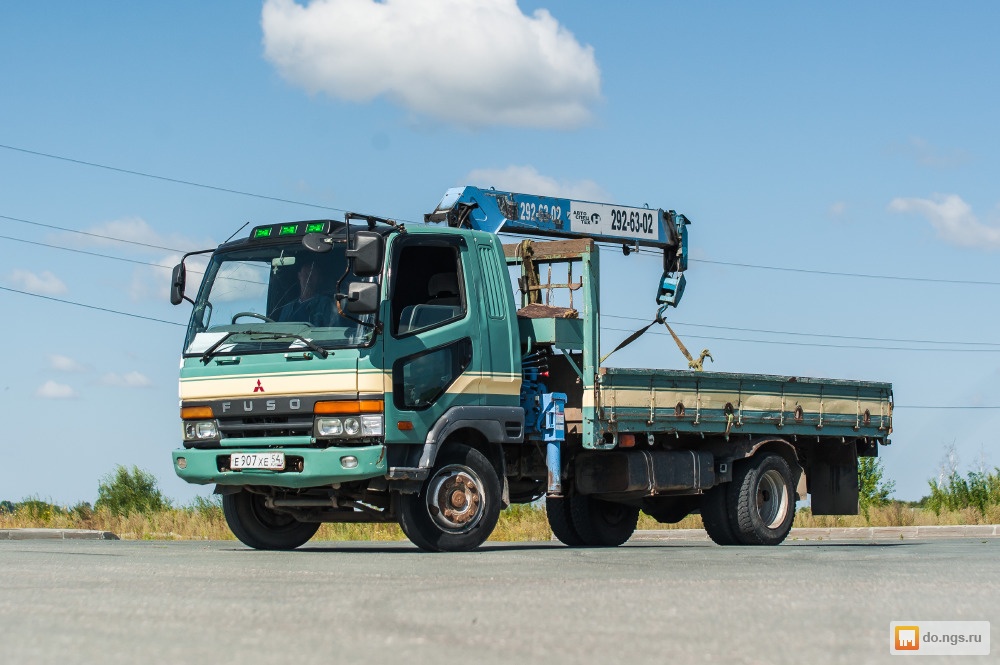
200, 329, 329, 364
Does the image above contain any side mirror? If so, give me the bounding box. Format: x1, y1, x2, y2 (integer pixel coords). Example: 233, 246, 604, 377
170, 263, 186, 305
346, 231, 383, 277
344, 282, 379, 314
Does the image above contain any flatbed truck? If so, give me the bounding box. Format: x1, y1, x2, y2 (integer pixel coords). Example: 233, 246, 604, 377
169, 186, 892, 551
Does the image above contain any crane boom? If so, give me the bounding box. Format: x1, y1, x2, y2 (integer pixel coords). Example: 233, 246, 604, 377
425, 185, 690, 307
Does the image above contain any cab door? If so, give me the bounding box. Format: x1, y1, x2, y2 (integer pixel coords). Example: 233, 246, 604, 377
381, 233, 483, 445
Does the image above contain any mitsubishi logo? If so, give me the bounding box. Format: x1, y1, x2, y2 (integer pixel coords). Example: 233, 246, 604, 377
253, 380, 265, 393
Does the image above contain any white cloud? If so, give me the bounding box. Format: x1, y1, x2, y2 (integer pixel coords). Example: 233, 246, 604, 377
462, 165, 610, 201
261, 0, 601, 129
74, 216, 211, 254
36, 380, 76, 399
828, 201, 847, 218
7, 269, 68, 295
101, 371, 153, 388
127, 251, 211, 304
888, 194, 1000, 249
50, 355, 87, 373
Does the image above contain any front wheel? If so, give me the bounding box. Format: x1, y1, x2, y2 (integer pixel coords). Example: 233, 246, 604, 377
399, 445, 501, 552
222, 490, 319, 550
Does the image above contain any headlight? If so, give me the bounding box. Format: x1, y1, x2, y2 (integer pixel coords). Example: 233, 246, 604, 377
315, 414, 383, 439
317, 417, 344, 436
361, 415, 383, 436
183, 420, 219, 441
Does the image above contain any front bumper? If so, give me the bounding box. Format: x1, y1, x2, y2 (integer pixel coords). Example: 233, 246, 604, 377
172, 444, 387, 489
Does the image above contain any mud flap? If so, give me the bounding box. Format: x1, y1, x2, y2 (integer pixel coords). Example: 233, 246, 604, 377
807, 443, 859, 515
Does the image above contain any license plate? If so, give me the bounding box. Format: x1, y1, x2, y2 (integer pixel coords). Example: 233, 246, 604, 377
230, 452, 285, 470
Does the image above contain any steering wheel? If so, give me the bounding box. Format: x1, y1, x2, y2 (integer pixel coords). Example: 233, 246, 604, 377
231, 312, 274, 324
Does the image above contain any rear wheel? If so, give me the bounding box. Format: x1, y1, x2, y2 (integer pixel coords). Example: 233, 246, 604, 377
222, 490, 320, 550
700, 484, 740, 546
569, 495, 639, 547
728, 453, 796, 545
399, 444, 501, 552
545, 495, 585, 546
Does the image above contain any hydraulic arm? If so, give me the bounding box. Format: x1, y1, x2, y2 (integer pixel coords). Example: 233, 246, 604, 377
425, 186, 691, 308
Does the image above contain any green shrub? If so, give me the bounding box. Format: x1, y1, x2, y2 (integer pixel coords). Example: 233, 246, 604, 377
858, 457, 895, 521
14, 497, 61, 523
926, 467, 1000, 516
95, 466, 169, 516
187, 494, 223, 520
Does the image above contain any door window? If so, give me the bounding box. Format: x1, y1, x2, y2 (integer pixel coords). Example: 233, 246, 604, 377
393, 338, 473, 410
390, 243, 465, 336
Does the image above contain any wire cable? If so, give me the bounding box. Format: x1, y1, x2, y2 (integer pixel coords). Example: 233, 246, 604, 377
603, 313, 1000, 348
3, 142, 997, 286
0, 234, 174, 268
0, 285, 184, 326
0, 143, 350, 215
0, 213, 187, 253
601, 325, 1000, 353
687, 257, 1000, 287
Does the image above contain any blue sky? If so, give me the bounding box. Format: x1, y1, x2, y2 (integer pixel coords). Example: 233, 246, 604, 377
1, 1, 998, 505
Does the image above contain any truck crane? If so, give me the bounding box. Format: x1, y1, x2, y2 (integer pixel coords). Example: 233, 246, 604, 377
169, 186, 892, 551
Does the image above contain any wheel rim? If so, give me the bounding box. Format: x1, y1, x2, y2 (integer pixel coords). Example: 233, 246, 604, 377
755, 469, 789, 529
596, 501, 629, 526
425, 464, 485, 534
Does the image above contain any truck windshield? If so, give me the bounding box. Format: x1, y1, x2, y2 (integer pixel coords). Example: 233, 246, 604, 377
181, 242, 375, 357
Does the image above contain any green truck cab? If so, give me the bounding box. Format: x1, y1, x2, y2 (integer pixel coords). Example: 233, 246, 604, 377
170, 190, 892, 552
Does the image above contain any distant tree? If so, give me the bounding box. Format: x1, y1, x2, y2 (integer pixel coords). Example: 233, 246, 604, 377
95, 466, 169, 516
858, 457, 895, 521
0, 500, 14, 514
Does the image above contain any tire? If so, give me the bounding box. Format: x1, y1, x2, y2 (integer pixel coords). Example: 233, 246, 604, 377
728, 453, 796, 546
569, 495, 639, 547
545, 496, 585, 546
399, 445, 502, 552
222, 490, 320, 550
699, 484, 741, 546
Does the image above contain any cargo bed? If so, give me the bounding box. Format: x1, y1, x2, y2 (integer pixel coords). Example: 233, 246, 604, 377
595, 367, 892, 442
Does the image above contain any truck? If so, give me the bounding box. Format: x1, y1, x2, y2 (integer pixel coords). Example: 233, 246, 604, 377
169, 186, 893, 551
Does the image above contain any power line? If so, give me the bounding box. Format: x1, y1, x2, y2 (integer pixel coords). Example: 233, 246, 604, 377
894, 405, 1000, 410
0, 220, 1000, 351
686, 257, 1000, 287
601, 325, 1000, 353
0, 143, 351, 215
0, 285, 184, 326
3, 142, 997, 287
604, 313, 1000, 348
0, 234, 173, 269
0, 213, 187, 253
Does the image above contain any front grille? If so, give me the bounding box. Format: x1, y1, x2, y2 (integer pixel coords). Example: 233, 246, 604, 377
217, 415, 313, 439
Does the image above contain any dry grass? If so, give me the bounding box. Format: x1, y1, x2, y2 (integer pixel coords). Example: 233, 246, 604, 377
793, 502, 1000, 528
2, 501, 997, 542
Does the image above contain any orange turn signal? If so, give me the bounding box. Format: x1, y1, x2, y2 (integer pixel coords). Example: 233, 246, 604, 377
397, 421, 414, 431
314, 400, 384, 415
181, 406, 213, 420
618, 434, 636, 448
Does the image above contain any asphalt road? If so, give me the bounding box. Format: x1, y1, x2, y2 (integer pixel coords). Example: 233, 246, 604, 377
0, 538, 995, 665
